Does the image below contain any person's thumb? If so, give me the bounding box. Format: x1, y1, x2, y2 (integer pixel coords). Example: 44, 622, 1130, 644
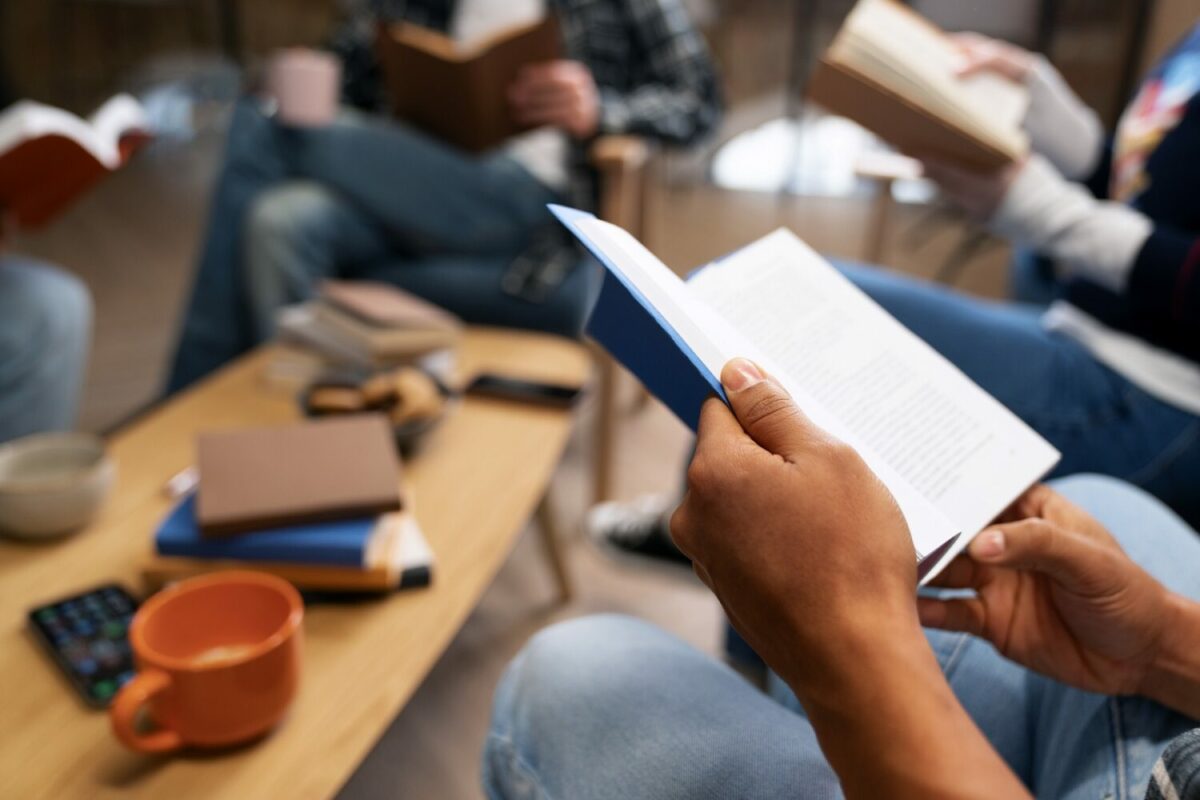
968, 519, 1121, 597
720, 358, 818, 459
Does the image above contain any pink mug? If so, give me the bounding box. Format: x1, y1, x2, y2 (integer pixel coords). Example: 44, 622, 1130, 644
265, 48, 341, 127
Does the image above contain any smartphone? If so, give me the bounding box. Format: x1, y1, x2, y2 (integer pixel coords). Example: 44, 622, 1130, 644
465, 374, 583, 408
27, 583, 140, 708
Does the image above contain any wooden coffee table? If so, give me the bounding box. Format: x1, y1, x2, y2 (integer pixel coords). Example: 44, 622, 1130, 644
0, 328, 591, 799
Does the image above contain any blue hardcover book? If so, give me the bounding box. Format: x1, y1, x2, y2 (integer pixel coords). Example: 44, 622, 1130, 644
552, 204, 722, 431
156, 495, 377, 567
550, 204, 1061, 583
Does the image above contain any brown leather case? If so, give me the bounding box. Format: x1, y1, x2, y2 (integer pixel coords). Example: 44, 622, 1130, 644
196, 415, 403, 537
807, 57, 1017, 172
375, 15, 562, 153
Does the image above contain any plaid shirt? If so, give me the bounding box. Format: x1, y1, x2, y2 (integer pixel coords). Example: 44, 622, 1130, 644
1146, 729, 1200, 800
331, 0, 722, 209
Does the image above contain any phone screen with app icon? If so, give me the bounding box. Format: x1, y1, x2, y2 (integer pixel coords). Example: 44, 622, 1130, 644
27, 584, 140, 708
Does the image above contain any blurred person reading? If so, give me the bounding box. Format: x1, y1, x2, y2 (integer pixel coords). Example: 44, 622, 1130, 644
848, 24, 1200, 524
167, 0, 721, 392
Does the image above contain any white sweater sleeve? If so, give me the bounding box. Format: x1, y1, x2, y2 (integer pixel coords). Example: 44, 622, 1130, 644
988, 155, 1152, 292
1022, 57, 1106, 181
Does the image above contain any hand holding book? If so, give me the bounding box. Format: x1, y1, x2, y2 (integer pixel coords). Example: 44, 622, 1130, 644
671, 357, 924, 687
951, 32, 1036, 83
921, 155, 1024, 219
507, 60, 600, 139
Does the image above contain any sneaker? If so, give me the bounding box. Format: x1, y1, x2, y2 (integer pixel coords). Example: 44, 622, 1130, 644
585, 493, 692, 568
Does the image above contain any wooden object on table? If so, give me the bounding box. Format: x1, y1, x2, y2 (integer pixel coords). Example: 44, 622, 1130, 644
589, 134, 652, 504
0, 328, 589, 800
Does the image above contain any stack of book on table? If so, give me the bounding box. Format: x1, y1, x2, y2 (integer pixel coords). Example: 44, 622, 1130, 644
274, 280, 462, 382
144, 415, 433, 593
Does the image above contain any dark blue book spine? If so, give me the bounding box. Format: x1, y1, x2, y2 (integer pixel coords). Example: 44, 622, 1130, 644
587, 273, 715, 431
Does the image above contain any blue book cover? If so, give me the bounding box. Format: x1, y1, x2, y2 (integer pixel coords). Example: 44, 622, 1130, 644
552, 204, 722, 431
156, 495, 374, 567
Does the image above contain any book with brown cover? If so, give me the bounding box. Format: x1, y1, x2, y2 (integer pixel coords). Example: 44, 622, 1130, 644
0, 95, 151, 229
196, 415, 403, 537
144, 509, 435, 593
375, 15, 562, 153
807, 0, 1029, 172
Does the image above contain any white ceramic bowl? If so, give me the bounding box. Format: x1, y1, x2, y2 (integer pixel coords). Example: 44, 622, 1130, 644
0, 432, 116, 540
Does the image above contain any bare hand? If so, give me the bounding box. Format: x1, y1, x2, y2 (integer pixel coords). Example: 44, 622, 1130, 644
507, 60, 600, 139
670, 359, 921, 693
918, 484, 1173, 696
951, 32, 1035, 83
921, 156, 1024, 220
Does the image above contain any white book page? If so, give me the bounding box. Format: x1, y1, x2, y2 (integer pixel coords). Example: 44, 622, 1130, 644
688, 230, 1059, 563
576, 217, 959, 564
88, 94, 148, 152
0, 94, 145, 168
833, 0, 1030, 156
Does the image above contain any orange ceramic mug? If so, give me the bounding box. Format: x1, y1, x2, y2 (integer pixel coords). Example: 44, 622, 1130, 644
109, 571, 304, 753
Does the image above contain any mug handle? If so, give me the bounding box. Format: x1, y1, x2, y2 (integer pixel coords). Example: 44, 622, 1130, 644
109, 669, 184, 753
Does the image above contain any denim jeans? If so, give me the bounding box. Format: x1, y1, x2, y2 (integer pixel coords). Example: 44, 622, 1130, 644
0, 257, 91, 442
839, 262, 1200, 529
167, 99, 598, 393
484, 475, 1200, 800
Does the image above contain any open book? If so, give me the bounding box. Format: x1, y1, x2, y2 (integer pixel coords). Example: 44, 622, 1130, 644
553, 205, 1060, 582
0, 94, 150, 229
375, 15, 561, 153
808, 0, 1030, 170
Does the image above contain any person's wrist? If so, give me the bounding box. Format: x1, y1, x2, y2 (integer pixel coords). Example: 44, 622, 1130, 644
780, 599, 929, 708
791, 614, 946, 739
1137, 592, 1200, 718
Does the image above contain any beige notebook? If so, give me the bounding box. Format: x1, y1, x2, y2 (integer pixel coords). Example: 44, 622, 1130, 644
196, 415, 403, 536
320, 280, 461, 331
808, 0, 1030, 171
311, 303, 460, 362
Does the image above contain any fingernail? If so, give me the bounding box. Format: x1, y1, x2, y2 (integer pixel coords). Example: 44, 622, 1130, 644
973, 530, 1005, 560
723, 358, 764, 392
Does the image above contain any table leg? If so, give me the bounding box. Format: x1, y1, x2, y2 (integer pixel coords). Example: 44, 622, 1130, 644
535, 494, 573, 604
864, 177, 895, 264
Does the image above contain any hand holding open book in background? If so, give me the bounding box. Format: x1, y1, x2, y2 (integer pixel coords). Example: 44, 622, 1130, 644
951, 33, 1036, 84
808, 0, 1032, 171
507, 60, 599, 139
921, 155, 1024, 219
376, 14, 567, 152
0, 94, 151, 229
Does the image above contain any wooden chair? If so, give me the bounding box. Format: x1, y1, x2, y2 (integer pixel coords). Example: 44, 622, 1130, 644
529, 135, 652, 604
588, 135, 652, 504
